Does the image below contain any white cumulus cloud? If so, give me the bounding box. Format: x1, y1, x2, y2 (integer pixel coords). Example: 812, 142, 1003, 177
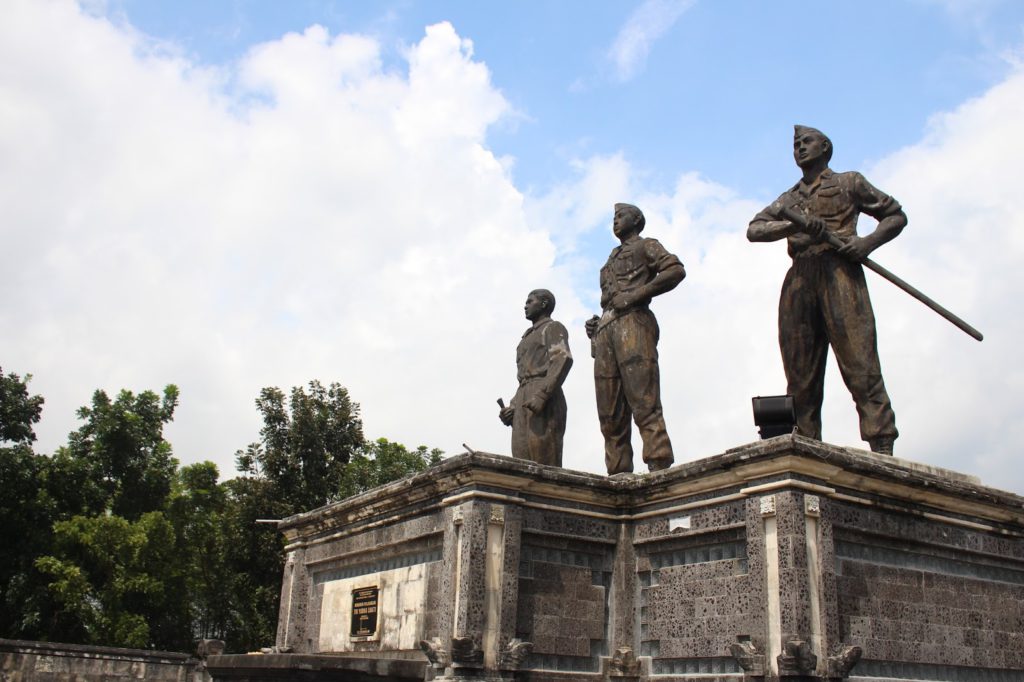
2, 1, 1021, 496
0, 1, 569, 474
607, 0, 695, 82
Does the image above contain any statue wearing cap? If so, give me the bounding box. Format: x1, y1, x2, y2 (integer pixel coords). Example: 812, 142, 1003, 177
747, 126, 908, 455
585, 203, 685, 474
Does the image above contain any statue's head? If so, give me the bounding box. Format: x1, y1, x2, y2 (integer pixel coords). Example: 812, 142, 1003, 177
793, 125, 833, 167
526, 289, 555, 320
613, 203, 645, 238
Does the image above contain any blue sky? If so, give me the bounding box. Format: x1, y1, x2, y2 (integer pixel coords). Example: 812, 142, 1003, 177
4, 0, 1024, 493
106, 0, 1024, 195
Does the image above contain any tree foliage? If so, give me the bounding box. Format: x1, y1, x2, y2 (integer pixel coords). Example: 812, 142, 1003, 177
236, 381, 363, 512
0, 367, 44, 444
0, 443, 54, 637
339, 438, 444, 499
27, 384, 190, 648
0, 373, 443, 654
219, 475, 285, 652
224, 380, 367, 651
36, 512, 180, 648
0, 369, 51, 638
58, 386, 179, 520
166, 463, 233, 643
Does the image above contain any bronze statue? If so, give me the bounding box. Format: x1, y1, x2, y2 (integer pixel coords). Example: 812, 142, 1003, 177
499, 289, 573, 466
747, 126, 907, 455
586, 204, 685, 474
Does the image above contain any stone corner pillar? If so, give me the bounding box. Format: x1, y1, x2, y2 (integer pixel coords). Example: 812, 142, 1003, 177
436, 497, 525, 681
607, 522, 638, 662
276, 546, 310, 652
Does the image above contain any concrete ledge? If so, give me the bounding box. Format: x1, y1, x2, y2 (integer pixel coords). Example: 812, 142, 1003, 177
0, 638, 202, 681
206, 653, 426, 681
0, 638, 193, 663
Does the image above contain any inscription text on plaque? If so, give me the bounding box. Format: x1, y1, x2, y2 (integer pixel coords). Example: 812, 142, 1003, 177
350, 586, 379, 638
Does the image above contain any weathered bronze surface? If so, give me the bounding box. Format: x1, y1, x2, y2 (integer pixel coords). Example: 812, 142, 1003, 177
747, 126, 906, 455
586, 204, 685, 474
499, 289, 572, 467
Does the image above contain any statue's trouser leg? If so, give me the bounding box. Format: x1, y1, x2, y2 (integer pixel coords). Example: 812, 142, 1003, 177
627, 358, 673, 470
821, 258, 898, 444
510, 384, 530, 460
779, 257, 830, 440
616, 311, 674, 470
531, 388, 566, 467
595, 322, 634, 474
511, 382, 567, 467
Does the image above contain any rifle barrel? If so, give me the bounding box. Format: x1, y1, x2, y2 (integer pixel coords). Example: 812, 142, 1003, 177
779, 207, 983, 342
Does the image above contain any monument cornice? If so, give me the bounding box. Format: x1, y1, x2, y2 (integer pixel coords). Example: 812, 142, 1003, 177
278, 436, 1024, 547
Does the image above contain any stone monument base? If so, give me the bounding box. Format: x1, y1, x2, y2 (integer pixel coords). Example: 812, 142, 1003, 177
208, 436, 1024, 682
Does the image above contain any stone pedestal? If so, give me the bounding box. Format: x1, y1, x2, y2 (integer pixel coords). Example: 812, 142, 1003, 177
208, 435, 1024, 682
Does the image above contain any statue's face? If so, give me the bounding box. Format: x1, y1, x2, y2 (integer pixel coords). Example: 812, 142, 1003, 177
613, 207, 639, 239
524, 292, 546, 321
794, 132, 829, 169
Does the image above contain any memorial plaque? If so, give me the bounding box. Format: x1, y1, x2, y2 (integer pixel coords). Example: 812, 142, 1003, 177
350, 586, 379, 638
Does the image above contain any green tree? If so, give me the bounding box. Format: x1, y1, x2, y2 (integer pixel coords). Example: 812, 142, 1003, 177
219, 475, 284, 652
57, 386, 179, 520
338, 438, 444, 499
31, 384, 188, 648
15, 376, 444, 653
223, 381, 364, 651
166, 462, 233, 642
35, 512, 179, 648
0, 367, 44, 444
236, 381, 363, 511
223, 382, 447, 652
0, 368, 53, 639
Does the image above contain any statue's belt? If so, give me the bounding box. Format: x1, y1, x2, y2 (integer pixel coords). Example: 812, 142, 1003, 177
596, 304, 650, 333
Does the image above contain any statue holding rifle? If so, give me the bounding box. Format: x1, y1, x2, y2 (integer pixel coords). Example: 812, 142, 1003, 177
747, 126, 906, 455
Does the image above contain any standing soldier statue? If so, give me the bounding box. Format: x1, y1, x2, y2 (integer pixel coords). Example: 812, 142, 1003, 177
586, 203, 685, 474
747, 126, 907, 455
499, 289, 573, 467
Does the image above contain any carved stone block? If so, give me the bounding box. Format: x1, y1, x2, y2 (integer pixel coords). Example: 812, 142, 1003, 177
777, 639, 817, 677
728, 641, 765, 676
450, 636, 483, 668
608, 646, 641, 677
827, 645, 862, 679
497, 638, 532, 670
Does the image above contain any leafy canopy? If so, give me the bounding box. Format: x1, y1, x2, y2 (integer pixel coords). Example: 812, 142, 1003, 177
236, 381, 363, 511
1, 373, 444, 653
0, 367, 44, 444
59, 386, 180, 520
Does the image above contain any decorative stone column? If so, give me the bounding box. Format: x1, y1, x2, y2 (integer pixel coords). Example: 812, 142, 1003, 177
604, 521, 641, 682
450, 501, 487, 668
809, 493, 863, 682
752, 489, 864, 681
432, 498, 529, 682
275, 547, 309, 652
757, 491, 822, 680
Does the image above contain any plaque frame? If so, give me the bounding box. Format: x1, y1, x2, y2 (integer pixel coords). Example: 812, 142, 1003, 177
349, 585, 380, 641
